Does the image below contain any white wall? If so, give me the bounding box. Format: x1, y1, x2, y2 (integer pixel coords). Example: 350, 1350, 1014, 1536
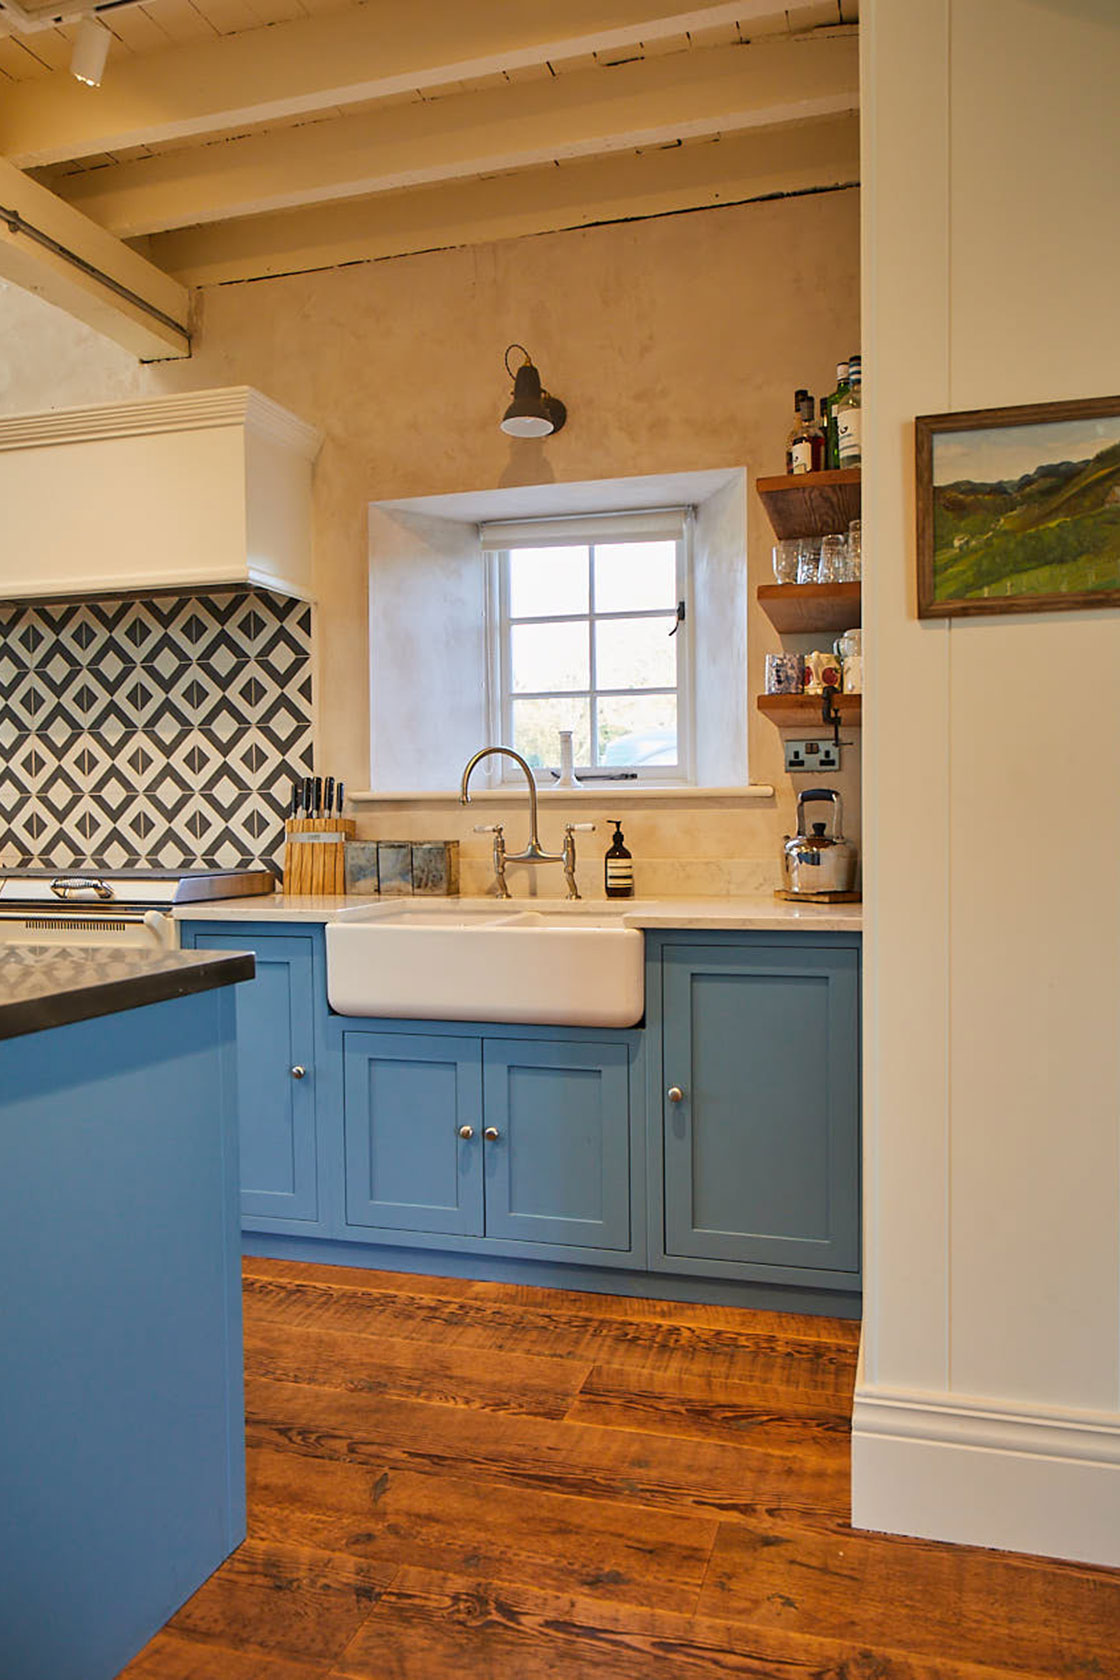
367, 507, 489, 791
854, 0, 1120, 1565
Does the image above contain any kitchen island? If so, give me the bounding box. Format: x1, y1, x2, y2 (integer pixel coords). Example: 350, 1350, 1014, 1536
0, 945, 254, 1680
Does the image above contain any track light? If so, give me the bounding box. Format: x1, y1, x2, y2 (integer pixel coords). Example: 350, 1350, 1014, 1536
500, 345, 566, 438
71, 16, 111, 88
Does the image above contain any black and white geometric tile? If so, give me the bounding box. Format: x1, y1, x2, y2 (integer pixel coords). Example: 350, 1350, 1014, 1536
0, 590, 313, 873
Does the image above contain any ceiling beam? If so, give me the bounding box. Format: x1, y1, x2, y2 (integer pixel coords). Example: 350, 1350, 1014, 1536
0, 0, 821, 168
145, 113, 859, 288
0, 157, 190, 359
53, 34, 857, 238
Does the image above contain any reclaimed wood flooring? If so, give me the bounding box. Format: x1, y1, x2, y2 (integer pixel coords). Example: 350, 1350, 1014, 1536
119, 1258, 1120, 1680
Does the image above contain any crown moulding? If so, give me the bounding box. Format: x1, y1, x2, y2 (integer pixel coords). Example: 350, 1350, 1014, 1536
0, 386, 323, 459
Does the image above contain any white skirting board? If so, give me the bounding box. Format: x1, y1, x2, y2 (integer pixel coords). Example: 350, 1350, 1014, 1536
851, 1382, 1120, 1568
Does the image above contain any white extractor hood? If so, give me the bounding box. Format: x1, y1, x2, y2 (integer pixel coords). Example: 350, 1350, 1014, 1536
0, 386, 322, 602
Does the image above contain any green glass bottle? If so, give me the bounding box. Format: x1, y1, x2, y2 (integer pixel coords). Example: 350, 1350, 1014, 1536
824, 360, 849, 469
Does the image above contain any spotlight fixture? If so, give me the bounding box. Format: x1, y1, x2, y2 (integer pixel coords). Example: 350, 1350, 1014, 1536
70, 16, 111, 88
500, 345, 566, 438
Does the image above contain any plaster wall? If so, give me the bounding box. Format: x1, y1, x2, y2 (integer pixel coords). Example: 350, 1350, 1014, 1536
0, 187, 860, 887
854, 0, 1120, 1565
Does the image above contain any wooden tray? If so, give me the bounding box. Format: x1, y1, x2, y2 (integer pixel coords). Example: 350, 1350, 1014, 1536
774, 888, 862, 905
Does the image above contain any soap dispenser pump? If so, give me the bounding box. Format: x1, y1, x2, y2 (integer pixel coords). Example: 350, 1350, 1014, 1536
604, 820, 633, 899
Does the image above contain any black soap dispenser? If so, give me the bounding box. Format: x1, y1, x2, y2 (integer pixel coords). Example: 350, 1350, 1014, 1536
604, 820, 634, 899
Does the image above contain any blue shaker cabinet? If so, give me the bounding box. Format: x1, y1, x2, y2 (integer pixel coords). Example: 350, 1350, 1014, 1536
343, 1031, 484, 1236
342, 1030, 632, 1252
483, 1038, 631, 1250
179, 924, 323, 1229
183, 920, 859, 1311
655, 937, 860, 1282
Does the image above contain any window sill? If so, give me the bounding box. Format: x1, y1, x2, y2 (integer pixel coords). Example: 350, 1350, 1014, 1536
348, 784, 775, 806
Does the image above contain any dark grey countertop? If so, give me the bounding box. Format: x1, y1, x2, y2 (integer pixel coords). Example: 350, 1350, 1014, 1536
0, 945, 256, 1041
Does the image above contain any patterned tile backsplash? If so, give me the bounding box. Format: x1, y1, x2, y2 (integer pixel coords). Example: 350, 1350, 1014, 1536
0, 590, 313, 873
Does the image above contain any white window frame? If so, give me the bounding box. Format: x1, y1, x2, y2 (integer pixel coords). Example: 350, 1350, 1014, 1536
481, 509, 694, 786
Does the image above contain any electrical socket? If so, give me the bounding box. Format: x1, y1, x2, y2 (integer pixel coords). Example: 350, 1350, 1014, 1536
784, 738, 840, 773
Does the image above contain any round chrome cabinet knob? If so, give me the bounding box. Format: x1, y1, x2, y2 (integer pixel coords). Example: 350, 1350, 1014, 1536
667, 1086, 684, 1103
290, 1065, 307, 1080
483, 1126, 500, 1142
457, 1125, 475, 1140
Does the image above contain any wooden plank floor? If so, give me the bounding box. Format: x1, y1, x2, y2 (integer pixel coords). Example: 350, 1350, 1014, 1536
119, 1258, 1120, 1680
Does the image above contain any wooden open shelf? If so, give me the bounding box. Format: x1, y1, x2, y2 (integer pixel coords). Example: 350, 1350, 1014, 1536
757, 581, 861, 634
756, 468, 861, 540
757, 692, 862, 727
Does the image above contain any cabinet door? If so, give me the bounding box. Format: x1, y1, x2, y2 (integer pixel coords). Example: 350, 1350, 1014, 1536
343, 1032, 483, 1236
191, 931, 319, 1222
662, 943, 859, 1272
482, 1039, 631, 1250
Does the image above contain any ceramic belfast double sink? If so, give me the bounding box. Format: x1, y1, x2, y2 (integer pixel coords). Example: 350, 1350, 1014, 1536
325, 899, 645, 1027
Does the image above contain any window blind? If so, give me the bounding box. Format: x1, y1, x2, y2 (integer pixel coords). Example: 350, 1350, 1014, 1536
479, 508, 690, 551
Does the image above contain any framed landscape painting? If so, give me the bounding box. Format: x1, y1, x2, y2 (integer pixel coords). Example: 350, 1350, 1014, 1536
916, 395, 1120, 617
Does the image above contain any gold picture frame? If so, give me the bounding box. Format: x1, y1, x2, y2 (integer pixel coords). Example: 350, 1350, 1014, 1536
916, 394, 1120, 618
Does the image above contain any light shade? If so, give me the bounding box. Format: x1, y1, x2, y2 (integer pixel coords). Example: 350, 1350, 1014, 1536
500, 348, 566, 438
71, 16, 111, 88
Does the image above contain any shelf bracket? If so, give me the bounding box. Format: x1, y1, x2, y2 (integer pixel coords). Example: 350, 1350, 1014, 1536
821, 685, 851, 752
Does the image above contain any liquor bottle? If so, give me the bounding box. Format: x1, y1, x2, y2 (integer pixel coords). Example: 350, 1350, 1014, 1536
786, 391, 822, 475
836, 359, 862, 468
824, 360, 849, 469
604, 820, 634, 898
804, 394, 825, 471
785, 389, 810, 474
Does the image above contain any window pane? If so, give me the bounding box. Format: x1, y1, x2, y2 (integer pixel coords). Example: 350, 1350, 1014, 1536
511, 621, 589, 693
598, 694, 677, 766
511, 698, 591, 769
595, 615, 677, 690
594, 541, 677, 613
508, 546, 589, 618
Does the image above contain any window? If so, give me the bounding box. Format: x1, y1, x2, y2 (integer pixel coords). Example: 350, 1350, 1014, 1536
367, 468, 746, 794
482, 511, 691, 782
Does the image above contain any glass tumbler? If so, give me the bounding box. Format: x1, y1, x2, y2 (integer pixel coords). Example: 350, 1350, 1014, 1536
845, 518, 862, 580
764, 652, 804, 695
818, 533, 847, 584
771, 539, 800, 584
796, 537, 820, 585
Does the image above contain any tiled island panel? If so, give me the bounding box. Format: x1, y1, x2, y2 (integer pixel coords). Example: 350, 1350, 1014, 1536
0, 591, 313, 872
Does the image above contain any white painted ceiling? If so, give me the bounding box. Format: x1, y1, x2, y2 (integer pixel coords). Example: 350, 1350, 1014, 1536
0, 0, 858, 292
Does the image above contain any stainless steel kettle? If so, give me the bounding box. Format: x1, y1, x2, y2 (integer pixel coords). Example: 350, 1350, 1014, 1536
782, 788, 857, 895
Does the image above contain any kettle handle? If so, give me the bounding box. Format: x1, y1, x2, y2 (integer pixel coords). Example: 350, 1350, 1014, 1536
796, 786, 842, 838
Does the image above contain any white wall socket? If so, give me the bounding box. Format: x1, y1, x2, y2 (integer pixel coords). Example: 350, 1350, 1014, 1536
785, 738, 840, 773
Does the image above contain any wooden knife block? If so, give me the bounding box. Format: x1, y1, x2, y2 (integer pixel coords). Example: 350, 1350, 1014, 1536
283, 816, 356, 895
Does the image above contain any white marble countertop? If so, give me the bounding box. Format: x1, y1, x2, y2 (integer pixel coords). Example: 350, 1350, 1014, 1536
174, 893, 862, 933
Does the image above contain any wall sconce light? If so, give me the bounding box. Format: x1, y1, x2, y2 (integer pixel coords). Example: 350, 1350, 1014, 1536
500, 345, 566, 438
70, 16, 111, 88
